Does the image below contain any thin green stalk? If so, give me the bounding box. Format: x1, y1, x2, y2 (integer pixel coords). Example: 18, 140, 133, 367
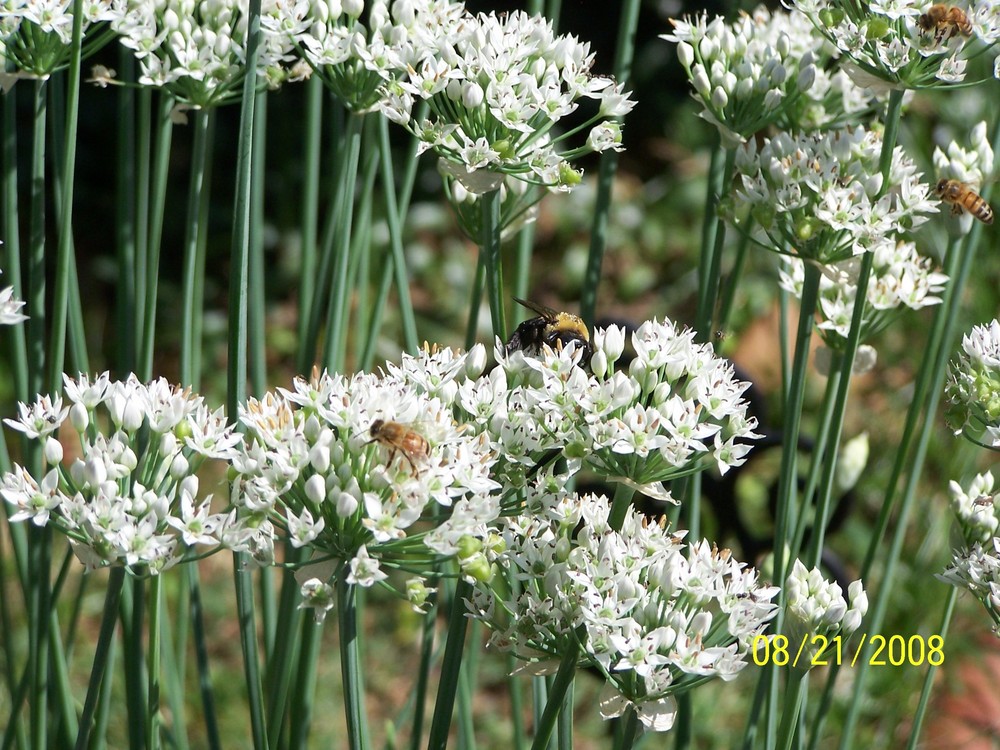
116, 49, 137, 374
0, 485, 26, 750
464, 255, 486, 351
342, 138, 379, 369
905, 588, 956, 750
610, 709, 639, 750
694, 149, 736, 342
230, 3, 266, 749
480, 189, 507, 340
263, 553, 306, 748
579, 0, 640, 326
180, 108, 215, 388
160, 590, 189, 750
456, 649, 476, 750
46, 0, 84, 390
288, 615, 323, 750
716, 223, 752, 335
378, 116, 418, 354
74, 567, 125, 750
188, 566, 221, 750
133, 87, 152, 366
122, 576, 147, 749
529, 644, 579, 750
249, 91, 268, 395
513, 192, 538, 300
321, 112, 365, 372
674, 692, 691, 750
608, 482, 637, 533
407, 600, 438, 750
92, 631, 118, 750
427, 579, 473, 750
27, 78, 47, 404
49, 607, 78, 747
27, 524, 51, 750
147, 574, 163, 750
296, 77, 323, 373
775, 670, 807, 750
338, 579, 368, 750
555, 678, 573, 750
139, 94, 175, 381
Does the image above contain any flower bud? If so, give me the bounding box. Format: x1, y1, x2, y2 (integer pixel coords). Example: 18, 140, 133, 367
70, 402, 89, 431
305, 474, 326, 504
44, 437, 63, 465
465, 343, 487, 379
170, 454, 190, 480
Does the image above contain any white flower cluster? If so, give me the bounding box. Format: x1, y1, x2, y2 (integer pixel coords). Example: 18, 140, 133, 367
0, 373, 244, 574
0, 267, 27, 325
783, 559, 867, 669
0, 0, 116, 79
232, 346, 501, 618
457, 320, 759, 498
468, 484, 778, 732
268, 0, 467, 112
731, 125, 937, 263
946, 471, 1000, 545
933, 121, 996, 234
945, 319, 1000, 447
109, 0, 299, 106
662, 7, 874, 144
381, 8, 634, 192
939, 538, 1000, 629
778, 239, 947, 342
789, 0, 1000, 87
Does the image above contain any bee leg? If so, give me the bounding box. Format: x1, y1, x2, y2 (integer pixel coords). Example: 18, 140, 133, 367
951, 204, 963, 217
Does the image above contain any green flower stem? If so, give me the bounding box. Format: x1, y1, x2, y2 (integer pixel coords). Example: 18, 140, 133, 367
695, 148, 736, 343
795, 359, 841, 567
776, 669, 807, 750
0, 493, 25, 748
74, 567, 126, 750
529, 643, 579, 750
532, 676, 547, 746
264, 551, 306, 747
249, 91, 268, 395
122, 577, 147, 750
408, 601, 438, 750
608, 482, 637, 533
675, 694, 692, 750
147, 573, 163, 750
139, 94, 176, 382
905, 588, 956, 750
427, 578, 473, 750
2, 75, 27, 402
457, 642, 476, 750
464, 254, 486, 351
508, 652, 526, 750
133, 87, 152, 367
513, 190, 537, 300
295, 77, 323, 375
26, 524, 51, 750
338, 579, 368, 750
480, 189, 507, 340
556, 675, 573, 750
610, 708, 639, 750
716, 222, 752, 335
180, 108, 215, 388
230, 4, 266, 749
188, 567, 221, 750
27, 78, 47, 404
322, 113, 366, 372
116, 49, 137, 374
288, 615, 323, 750
579, 0, 640, 327
93, 635, 118, 750
161, 585, 188, 750
772, 262, 821, 589
378, 116, 419, 354
46, 0, 84, 390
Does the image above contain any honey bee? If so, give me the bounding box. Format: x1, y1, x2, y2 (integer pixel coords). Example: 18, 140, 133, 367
918, 5, 973, 44
935, 178, 994, 225
368, 419, 430, 474
505, 298, 593, 367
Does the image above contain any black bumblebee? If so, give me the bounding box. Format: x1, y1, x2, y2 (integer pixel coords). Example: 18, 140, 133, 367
505, 298, 593, 367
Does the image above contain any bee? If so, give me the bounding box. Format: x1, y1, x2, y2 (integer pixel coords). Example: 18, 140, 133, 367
368, 419, 430, 474
505, 297, 593, 367
935, 178, 994, 225
918, 5, 973, 44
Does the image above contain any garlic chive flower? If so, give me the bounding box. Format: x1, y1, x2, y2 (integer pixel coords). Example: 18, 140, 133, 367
662, 7, 852, 144
460, 319, 759, 497
0, 266, 27, 325
789, 0, 1000, 88
778, 238, 947, 345
109, 0, 299, 106
946, 471, 1000, 545
384, 9, 634, 193
468, 483, 779, 732
0, 0, 115, 81
945, 320, 1000, 448
939, 534, 1000, 630
441, 168, 540, 242
231, 345, 499, 618
730, 126, 937, 264
783, 560, 867, 669
0, 374, 244, 574
932, 121, 996, 235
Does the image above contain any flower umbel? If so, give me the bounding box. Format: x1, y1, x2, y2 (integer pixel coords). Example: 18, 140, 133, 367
1, 374, 243, 574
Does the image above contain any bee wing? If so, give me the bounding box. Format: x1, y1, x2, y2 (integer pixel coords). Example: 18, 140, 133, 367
513, 297, 559, 320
